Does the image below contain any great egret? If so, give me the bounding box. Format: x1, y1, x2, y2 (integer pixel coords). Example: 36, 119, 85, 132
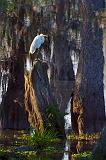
29, 33, 47, 54
26, 34, 47, 71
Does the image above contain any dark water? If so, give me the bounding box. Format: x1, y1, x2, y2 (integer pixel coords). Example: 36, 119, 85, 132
0, 130, 96, 160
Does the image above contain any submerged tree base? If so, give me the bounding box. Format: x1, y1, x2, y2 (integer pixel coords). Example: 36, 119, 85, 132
25, 69, 44, 133
24, 60, 65, 135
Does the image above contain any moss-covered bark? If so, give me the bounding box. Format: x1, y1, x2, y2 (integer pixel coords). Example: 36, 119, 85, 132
24, 60, 65, 135
71, 1, 105, 134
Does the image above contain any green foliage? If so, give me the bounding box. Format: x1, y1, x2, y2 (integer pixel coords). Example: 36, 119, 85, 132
16, 151, 36, 160
44, 105, 65, 136
67, 133, 100, 141
0, 0, 15, 12
0, 148, 11, 159
0, 131, 60, 159
0, 148, 7, 156
72, 151, 91, 160
28, 129, 59, 149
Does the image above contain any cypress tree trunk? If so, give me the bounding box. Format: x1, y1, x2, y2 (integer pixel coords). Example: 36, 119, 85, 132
25, 61, 53, 132
71, 1, 105, 134
25, 60, 65, 134
50, 0, 75, 112
89, 5, 106, 160
0, 2, 30, 130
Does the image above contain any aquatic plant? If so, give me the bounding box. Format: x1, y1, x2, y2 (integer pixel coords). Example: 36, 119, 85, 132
28, 129, 59, 149
0, 148, 11, 159
72, 151, 91, 160
0, 148, 8, 156
16, 151, 36, 160
72, 151, 91, 159
67, 133, 100, 141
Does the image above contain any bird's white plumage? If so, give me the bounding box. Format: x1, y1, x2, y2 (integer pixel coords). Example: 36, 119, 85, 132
29, 34, 46, 54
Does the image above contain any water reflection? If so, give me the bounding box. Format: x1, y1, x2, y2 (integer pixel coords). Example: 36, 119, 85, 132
0, 129, 96, 160
62, 139, 96, 160
63, 100, 96, 160
62, 141, 70, 160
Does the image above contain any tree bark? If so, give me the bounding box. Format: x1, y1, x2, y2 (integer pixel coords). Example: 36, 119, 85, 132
0, 2, 30, 130
90, 125, 106, 160
25, 60, 65, 134
50, 0, 75, 112
89, 5, 106, 160
0, 42, 29, 130
71, 1, 105, 134
25, 60, 54, 132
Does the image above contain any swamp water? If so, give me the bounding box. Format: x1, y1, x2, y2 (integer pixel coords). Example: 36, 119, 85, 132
0, 129, 96, 160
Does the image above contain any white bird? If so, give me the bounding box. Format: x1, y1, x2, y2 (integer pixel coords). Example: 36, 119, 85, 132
29, 33, 47, 54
